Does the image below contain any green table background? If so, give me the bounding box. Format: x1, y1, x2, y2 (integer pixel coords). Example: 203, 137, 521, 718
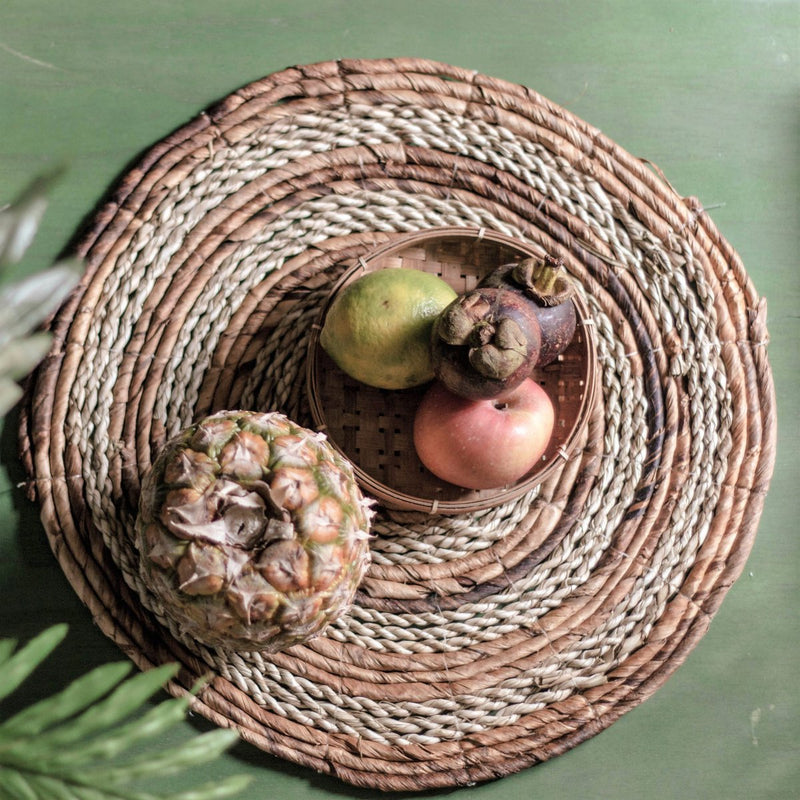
1, 2, 797, 798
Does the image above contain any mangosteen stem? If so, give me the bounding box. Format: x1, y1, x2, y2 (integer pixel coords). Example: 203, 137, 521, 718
531, 255, 563, 294
512, 255, 573, 306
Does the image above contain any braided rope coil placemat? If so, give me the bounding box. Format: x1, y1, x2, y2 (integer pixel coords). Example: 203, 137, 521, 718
19, 58, 776, 791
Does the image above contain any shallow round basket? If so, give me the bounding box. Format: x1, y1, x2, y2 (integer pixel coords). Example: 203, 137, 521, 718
19, 58, 776, 792
307, 227, 597, 513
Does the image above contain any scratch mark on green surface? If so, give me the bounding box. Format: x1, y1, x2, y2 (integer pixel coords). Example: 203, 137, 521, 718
750, 707, 761, 746
0, 41, 58, 70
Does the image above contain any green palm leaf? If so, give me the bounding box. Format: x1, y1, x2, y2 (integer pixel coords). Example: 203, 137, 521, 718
0, 627, 250, 800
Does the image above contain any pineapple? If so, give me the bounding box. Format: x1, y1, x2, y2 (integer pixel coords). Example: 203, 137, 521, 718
135, 410, 373, 652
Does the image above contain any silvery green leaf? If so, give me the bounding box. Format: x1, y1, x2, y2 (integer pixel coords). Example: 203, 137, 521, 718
0, 169, 64, 267
0, 332, 52, 381
0, 381, 23, 417
0, 198, 47, 268
0, 259, 81, 347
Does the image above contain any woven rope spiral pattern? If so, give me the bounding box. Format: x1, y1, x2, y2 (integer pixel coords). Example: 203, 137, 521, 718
20, 58, 775, 791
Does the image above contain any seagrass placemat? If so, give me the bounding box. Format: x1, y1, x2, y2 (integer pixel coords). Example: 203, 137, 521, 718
19, 58, 776, 791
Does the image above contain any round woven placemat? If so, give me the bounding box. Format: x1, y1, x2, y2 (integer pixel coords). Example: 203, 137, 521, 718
19, 58, 776, 791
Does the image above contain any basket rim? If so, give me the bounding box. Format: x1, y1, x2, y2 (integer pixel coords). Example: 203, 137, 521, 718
306, 226, 599, 514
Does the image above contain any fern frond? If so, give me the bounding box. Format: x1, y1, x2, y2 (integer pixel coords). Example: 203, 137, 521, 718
0, 628, 250, 800
17, 663, 181, 752
160, 775, 254, 800
0, 638, 20, 669
0, 663, 133, 742
0, 624, 68, 704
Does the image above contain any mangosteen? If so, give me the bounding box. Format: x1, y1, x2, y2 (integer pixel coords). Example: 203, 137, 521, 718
431, 287, 542, 400
478, 254, 577, 366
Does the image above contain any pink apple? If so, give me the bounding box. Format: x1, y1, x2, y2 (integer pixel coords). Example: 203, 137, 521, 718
413, 378, 555, 490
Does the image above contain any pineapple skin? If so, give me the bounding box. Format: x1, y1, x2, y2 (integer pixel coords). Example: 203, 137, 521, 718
135, 411, 372, 653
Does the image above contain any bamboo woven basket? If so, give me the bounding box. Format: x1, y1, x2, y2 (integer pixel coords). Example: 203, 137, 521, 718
307, 227, 597, 513
18, 57, 776, 792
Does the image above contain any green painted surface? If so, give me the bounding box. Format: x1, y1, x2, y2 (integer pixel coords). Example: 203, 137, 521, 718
0, 1, 797, 798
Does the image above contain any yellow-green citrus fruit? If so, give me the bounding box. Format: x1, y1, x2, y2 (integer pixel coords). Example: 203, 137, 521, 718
320, 268, 458, 389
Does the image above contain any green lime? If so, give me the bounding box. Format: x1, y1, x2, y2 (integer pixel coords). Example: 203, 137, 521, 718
320, 268, 457, 389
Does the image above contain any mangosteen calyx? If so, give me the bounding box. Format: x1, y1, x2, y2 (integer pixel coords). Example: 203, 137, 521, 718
510, 255, 574, 308
431, 287, 544, 399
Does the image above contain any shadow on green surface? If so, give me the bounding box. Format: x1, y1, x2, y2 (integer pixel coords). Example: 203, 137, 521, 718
225, 732, 469, 799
